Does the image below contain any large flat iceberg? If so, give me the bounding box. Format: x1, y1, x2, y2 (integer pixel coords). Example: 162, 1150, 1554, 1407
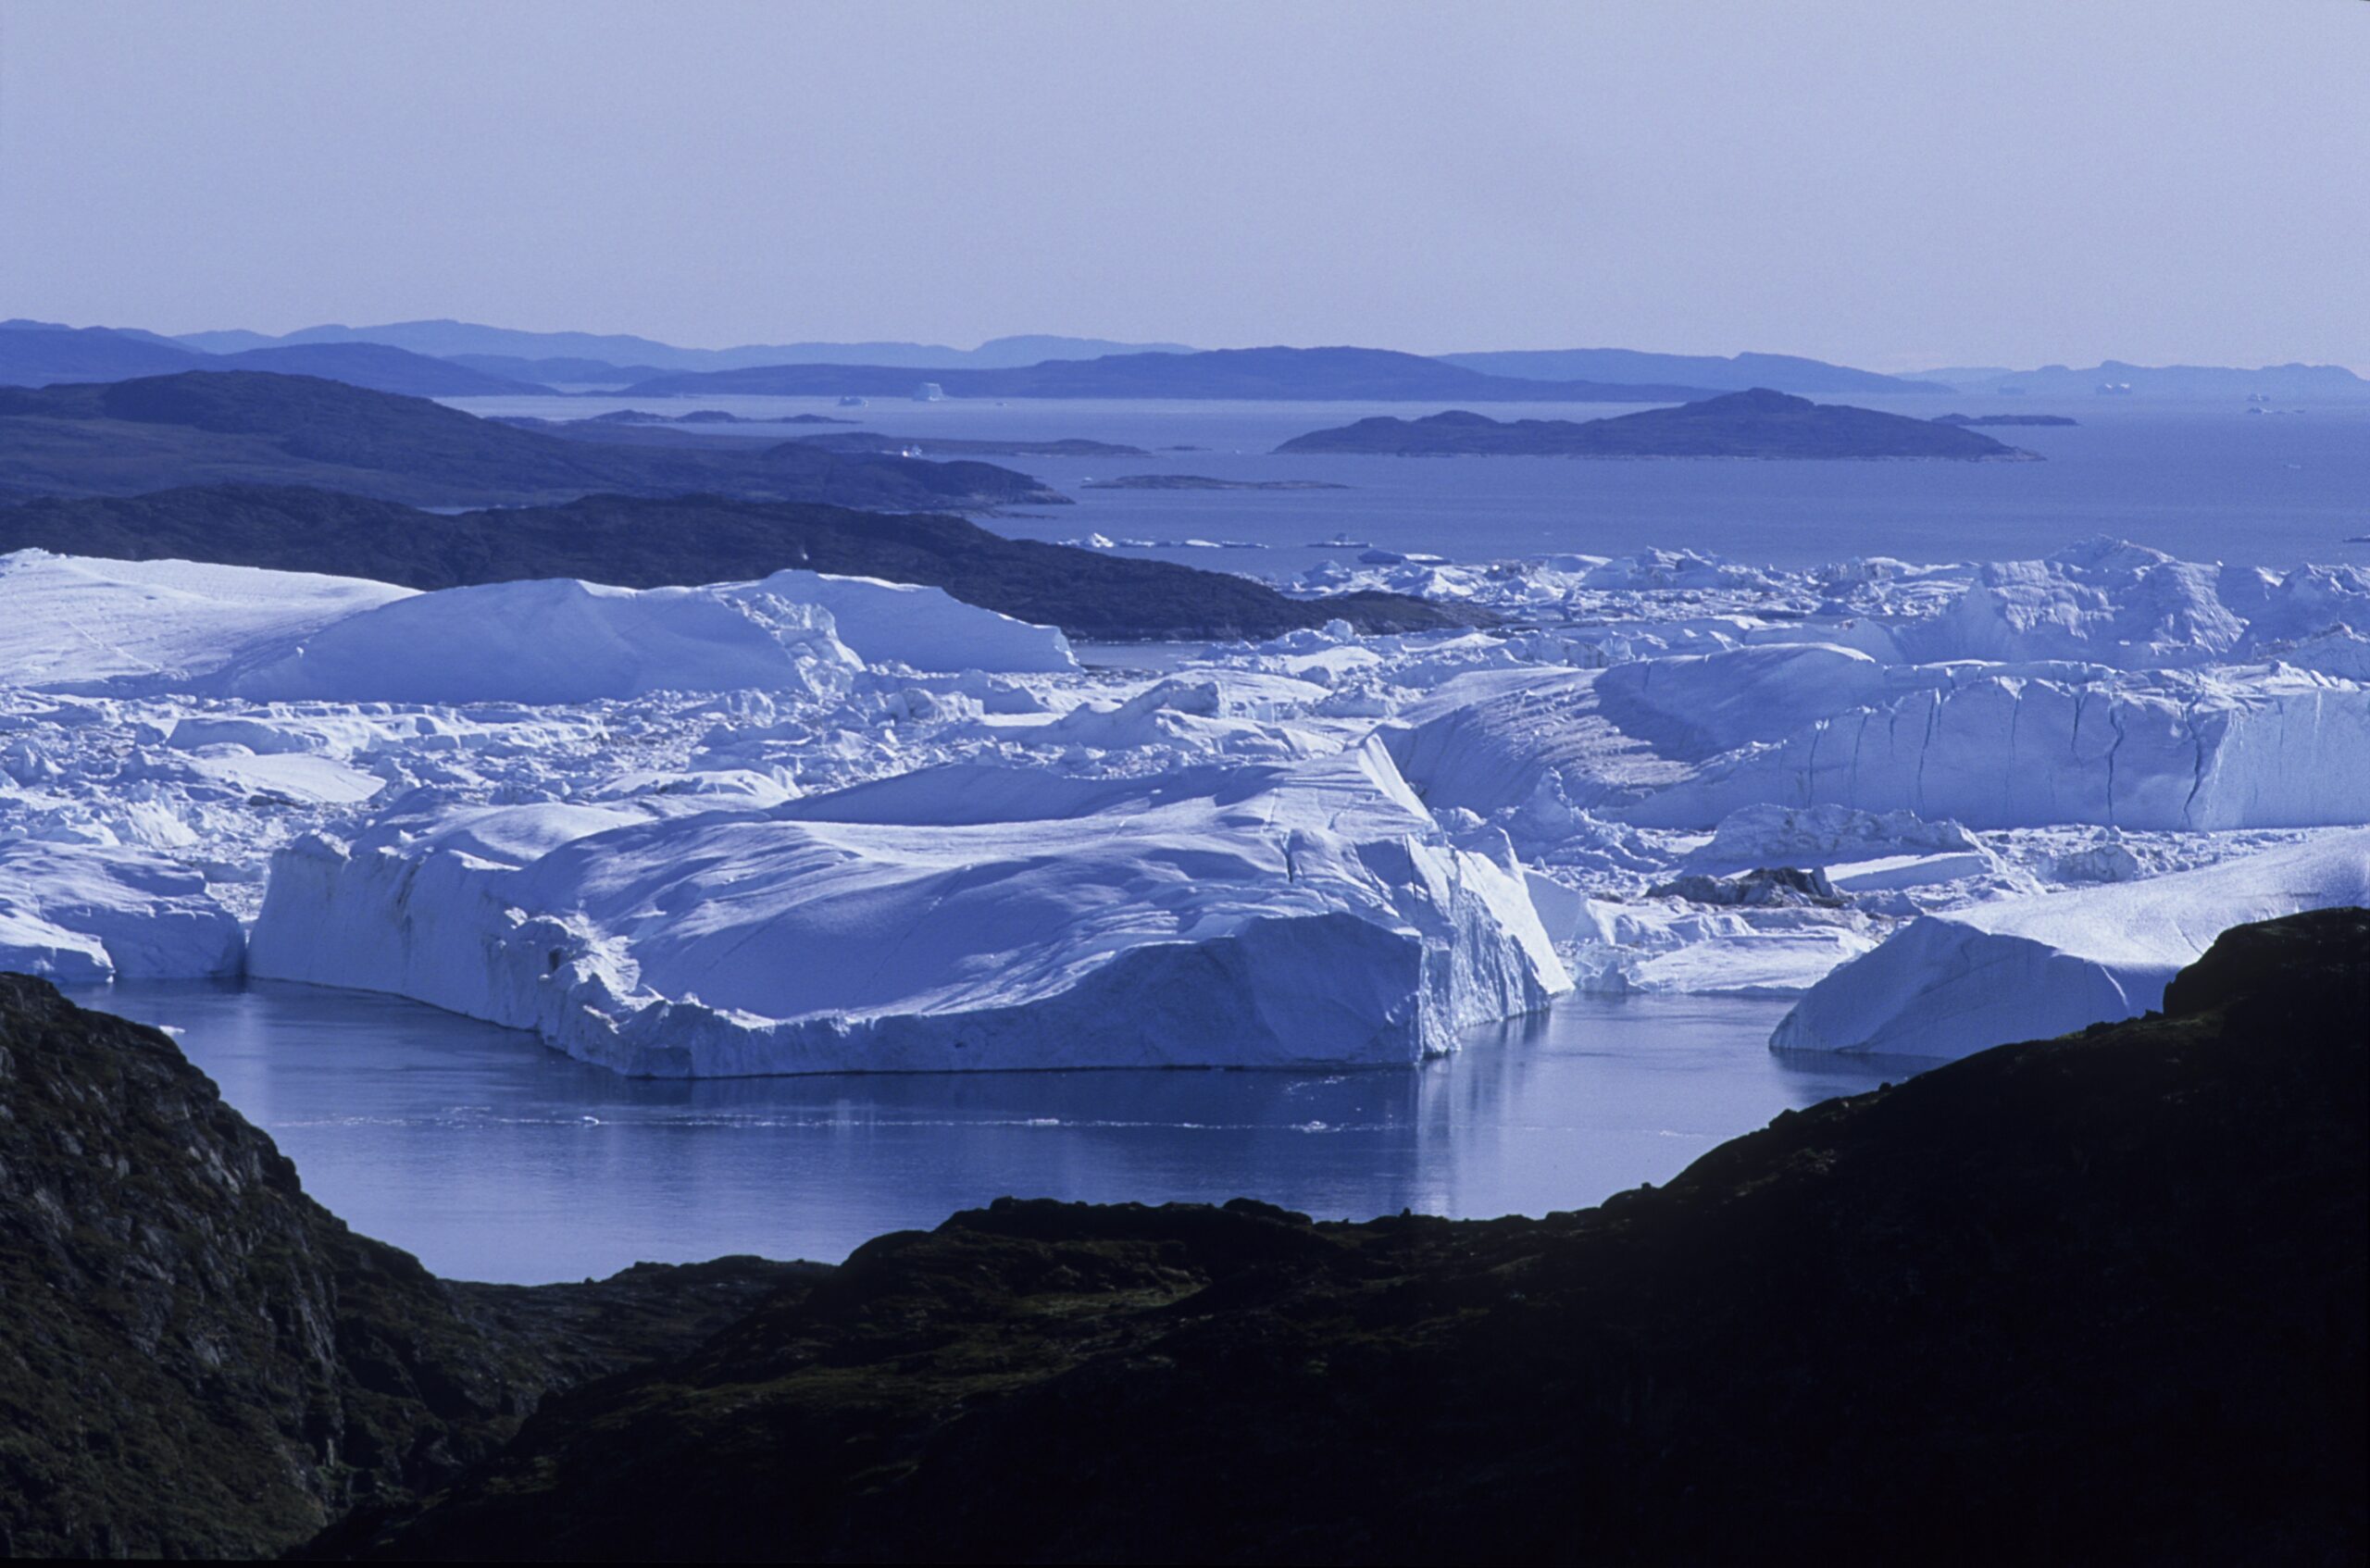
1769, 830, 2370, 1060
0, 549, 410, 693
248, 739, 1569, 1075
229, 568, 1073, 703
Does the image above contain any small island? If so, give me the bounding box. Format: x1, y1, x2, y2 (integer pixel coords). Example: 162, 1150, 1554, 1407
1080, 474, 1352, 491
1935, 412, 2079, 427
585, 408, 856, 426
791, 432, 1150, 457
1276, 388, 2035, 460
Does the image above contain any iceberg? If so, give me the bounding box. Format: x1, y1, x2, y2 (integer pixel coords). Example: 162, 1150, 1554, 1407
248, 739, 1569, 1075
0, 840, 244, 981
0, 549, 409, 693
1625, 668, 2370, 830
1770, 831, 2370, 1059
227, 569, 1075, 704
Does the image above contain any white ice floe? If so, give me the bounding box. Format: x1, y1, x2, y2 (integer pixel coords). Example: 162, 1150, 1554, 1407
247, 739, 1569, 1075
0, 839, 244, 980
1769, 830, 2370, 1060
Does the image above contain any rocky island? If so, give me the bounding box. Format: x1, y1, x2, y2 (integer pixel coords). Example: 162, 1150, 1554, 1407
1277, 388, 2036, 459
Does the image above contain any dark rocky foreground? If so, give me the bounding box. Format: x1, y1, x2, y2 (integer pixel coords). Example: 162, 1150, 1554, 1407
0, 976, 815, 1558
3, 912, 2364, 1561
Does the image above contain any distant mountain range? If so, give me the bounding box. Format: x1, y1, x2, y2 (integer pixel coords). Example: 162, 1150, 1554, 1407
171, 320, 1196, 373
0, 320, 544, 395
1275, 390, 2030, 459
1908, 360, 2370, 400
616, 346, 1720, 403
1437, 348, 1950, 395
9, 317, 2362, 404
0, 371, 1058, 509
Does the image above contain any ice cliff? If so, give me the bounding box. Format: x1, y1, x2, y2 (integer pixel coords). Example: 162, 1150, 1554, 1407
1770, 831, 2370, 1059
247, 740, 1569, 1075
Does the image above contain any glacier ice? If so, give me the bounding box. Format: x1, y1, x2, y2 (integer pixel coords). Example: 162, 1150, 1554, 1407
6, 533, 2365, 1047
0, 549, 410, 693
247, 740, 1570, 1075
1770, 830, 2370, 1060
0, 840, 244, 980
230, 569, 1073, 703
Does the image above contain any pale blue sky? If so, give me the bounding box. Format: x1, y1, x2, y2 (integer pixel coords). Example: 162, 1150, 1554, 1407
1, 0, 2362, 369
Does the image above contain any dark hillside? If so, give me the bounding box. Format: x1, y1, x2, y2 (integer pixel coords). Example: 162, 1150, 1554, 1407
327, 909, 2367, 1563
1278, 389, 2032, 458
0, 371, 1060, 508
0, 977, 811, 1558
0, 485, 1467, 638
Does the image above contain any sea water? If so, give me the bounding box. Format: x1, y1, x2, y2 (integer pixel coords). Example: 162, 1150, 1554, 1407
450, 392, 2370, 572
64, 977, 1892, 1284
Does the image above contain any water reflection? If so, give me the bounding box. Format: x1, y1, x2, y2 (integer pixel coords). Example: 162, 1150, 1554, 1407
66, 977, 1896, 1284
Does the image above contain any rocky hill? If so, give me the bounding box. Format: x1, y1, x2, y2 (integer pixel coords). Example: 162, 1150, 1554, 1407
1278, 388, 2032, 458
0, 977, 811, 1558
0, 372, 1061, 509
0, 485, 1468, 639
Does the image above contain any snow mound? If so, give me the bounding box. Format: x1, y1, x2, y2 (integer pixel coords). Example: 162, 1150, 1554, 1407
1770, 830, 2370, 1059
228, 569, 1072, 703
0, 840, 244, 981
0, 550, 411, 693
226, 578, 862, 704
247, 739, 1569, 1075
764, 569, 1076, 674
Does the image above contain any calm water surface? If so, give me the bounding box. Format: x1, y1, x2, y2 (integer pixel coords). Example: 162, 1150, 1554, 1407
454, 392, 2370, 571
66, 978, 1895, 1284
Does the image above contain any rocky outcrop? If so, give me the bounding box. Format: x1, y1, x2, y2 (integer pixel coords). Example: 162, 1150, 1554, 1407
0, 977, 809, 1557
323, 910, 2368, 1562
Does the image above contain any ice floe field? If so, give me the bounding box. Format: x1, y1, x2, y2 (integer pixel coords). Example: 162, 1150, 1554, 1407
6, 490, 2369, 1275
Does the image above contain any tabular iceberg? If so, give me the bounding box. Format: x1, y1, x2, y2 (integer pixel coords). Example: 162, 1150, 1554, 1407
0, 549, 411, 693
1769, 830, 2370, 1060
228, 569, 1074, 704
247, 739, 1569, 1075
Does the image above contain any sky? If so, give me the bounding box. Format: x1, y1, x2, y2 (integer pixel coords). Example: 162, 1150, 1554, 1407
0, 0, 2362, 371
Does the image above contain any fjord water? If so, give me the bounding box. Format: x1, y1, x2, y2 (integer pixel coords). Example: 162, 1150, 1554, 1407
65, 977, 1890, 1284
455, 392, 2370, 571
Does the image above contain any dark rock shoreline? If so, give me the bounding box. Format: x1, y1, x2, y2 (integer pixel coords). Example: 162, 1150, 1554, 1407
2, 911, 2363, 1561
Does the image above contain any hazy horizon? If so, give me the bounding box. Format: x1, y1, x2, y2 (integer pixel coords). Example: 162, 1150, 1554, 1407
2, 0, 2364, 372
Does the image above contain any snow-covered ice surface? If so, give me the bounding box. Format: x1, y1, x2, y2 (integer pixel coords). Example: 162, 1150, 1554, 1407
1770, 831, 2370, 1060
246, 740, 1568, 1074
0, 839, 243, 981
0, 550, 411, 693
5, 536, 2366, 1071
